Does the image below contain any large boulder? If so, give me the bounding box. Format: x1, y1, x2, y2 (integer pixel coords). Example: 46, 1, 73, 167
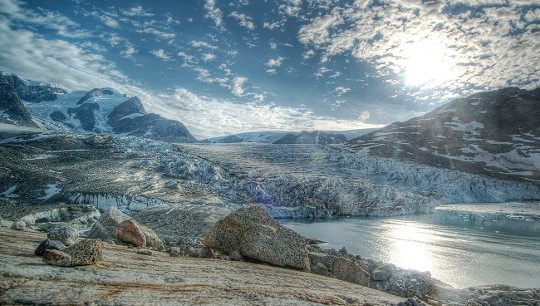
203, 205, 310, 270
331, 257, 370, 287
47, 224, 79, 246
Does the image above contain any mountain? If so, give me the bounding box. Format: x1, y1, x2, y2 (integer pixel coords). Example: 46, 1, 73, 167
202, 129, 376, 144
0, 77, 38, 127
0, 73, 197, 143
273, 131, 347, 145
347, 87, 540, 184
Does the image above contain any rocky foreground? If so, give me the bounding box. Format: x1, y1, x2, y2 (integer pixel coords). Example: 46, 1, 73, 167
0, 225, 411, 305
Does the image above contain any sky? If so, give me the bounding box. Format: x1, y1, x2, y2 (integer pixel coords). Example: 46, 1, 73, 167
0, 0, 538, 139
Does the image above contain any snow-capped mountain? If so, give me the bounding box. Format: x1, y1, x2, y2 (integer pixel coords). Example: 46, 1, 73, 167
0, 73, 197, 143
273, 131, 347, 145
347, 88, 540, 184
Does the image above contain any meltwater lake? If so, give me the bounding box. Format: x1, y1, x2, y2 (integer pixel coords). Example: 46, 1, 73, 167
281, 214, 540, 289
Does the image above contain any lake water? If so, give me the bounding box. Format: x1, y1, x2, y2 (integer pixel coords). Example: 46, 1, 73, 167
281, 215, 540, 289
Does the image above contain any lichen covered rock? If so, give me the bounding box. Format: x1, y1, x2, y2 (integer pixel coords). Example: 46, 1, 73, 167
203, 205, 310, 270
47, 224, 79, 246
64, 239, 103, 266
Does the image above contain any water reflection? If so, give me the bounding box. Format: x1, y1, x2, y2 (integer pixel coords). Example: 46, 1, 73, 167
386, 220, 435, 272
281, 215, 540, 288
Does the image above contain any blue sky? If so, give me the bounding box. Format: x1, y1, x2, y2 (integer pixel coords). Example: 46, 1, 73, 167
0, 0, 538, 139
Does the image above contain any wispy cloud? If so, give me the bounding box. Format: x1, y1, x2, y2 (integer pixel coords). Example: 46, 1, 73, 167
229, 11, 255, 30
266, 56, 285, 67
202, 53, 217, 62
231, 77, 248, 97
334, 86, 350, 96
137, 28, 176, 40
150, 49, 173, 61
204, 0, 224, 29
121, 5, 154, 17
190, 40, 218, 49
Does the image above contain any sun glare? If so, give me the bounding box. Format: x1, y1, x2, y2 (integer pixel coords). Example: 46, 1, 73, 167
403, 39, 455, 87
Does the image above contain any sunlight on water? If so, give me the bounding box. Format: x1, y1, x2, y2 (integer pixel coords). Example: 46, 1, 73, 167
386, 221, 435, 272
281, 215, 540, 288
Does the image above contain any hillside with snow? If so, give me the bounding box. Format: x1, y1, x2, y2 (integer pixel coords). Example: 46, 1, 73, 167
347, 88, 540, 185
0, 73, 197, 143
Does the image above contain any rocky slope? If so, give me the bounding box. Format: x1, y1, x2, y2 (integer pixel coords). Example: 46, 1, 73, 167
1, 124, 538, 220
0, 72, 197, 143
347, 88, 540, 185
0, 225, 410, 305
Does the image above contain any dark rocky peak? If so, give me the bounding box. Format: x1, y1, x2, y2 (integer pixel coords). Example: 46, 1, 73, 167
0, 77, 38, 127
77, 88, 119, 105
67, 103, 99, 131
107, 97, 146, 124
0, 73, 67, 103
273, 131, 347, 145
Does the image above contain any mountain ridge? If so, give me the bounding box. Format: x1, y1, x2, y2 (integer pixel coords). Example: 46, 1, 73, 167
347, 87, 540, 185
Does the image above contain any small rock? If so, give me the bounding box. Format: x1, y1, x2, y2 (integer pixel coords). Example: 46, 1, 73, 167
338, 247, 348, 255
229, 250, 243, 261
42, 249, 72, 267
137, 249, 153, 256
372, 264, 396, 281
115, 219, 146, 248
312, 262, 329, 276
35, 239, 66, 256
64, 239, 103, 266
199, 247, 214, 258
11, 220, 27, 231
164, 181, 177, 189
169, 247, 181, 257
139, 224, 162, 247
47, 224, 79, 246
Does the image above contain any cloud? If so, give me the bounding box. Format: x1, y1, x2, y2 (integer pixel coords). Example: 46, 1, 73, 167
146, 87, 383, 139
120, 43, 137, 58
231, 77, 248, 97
121, 5, 154, 17
358, 110, 370, 122
150, 49, 173, 61
266, 69, 277, 75
202, 53, 217, 62
334, 86, 350, 96
265, 56, 285, 67
96, 15, 119, 28
229, 11, 255, 30
269, 42, 278, 49
178, 52, 197, 66
204, 0, 224, 29
295, 1, 540, 97
190, 40, 218, 49
137, 28, 176, 40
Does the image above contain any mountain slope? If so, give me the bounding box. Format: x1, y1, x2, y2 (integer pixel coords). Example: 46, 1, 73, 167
347, 88, 540, 184
0, 73, 197, 143
273, 131, 347, 145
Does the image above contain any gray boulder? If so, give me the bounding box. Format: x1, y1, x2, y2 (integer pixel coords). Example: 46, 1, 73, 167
42, 249, 72, 267
35, 239, 66, 256
47, 224, 79, 246
203, 205, 310, 270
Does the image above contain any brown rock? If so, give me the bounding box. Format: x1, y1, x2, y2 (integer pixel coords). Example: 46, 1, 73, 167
116, 219, 146, 248
139, 224, 162, 247
42, 249, 72, 267
203, 205, 310, 270
331, 257, 370, 287
64, 239, 103, 266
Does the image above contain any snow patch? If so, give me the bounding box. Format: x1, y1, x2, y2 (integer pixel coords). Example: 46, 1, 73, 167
444, 119, 484, 135
1, 185, 20, 198
25, 154, 57, 160
38, 184, 61, 200
119, 113, 144, 120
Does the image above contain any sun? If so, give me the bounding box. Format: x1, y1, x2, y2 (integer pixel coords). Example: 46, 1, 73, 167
403, 39, 455, 87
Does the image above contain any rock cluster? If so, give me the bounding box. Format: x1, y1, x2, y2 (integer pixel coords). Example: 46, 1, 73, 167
203, 205, 310, 270
86, 207, 161, 248
40, 238, 103, 267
